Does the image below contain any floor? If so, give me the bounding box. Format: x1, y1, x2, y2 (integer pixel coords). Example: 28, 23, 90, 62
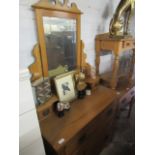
100, 103, 135, 155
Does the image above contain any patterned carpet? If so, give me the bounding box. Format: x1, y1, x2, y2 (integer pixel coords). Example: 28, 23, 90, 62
100, 103, 135, 155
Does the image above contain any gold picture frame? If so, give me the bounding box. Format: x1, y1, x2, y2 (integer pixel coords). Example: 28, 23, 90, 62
54, 71, 76, 102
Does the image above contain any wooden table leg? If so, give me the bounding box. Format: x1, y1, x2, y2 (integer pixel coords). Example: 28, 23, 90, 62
111, 54, 120, 89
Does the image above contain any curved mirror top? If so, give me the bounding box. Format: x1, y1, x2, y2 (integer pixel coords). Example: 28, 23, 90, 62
43, 16, 77, 77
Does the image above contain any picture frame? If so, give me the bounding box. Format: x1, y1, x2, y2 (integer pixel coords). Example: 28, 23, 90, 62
54, 71, 76, 102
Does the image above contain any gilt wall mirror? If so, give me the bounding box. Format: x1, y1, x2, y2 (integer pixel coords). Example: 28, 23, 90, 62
30, 0, 85, 82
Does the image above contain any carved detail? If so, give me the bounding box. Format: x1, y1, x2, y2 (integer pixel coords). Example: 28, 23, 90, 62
109, 0, 135, 37
32, 0, 82, 14
80, 40, 96, 80
80, 40, 87, 69
70, 3, 78, 10
29, 44, 43, 82
30, 0, 83, 82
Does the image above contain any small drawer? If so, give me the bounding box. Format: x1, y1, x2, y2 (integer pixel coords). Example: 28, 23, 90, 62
122, 40, 134, 49
125, 41, 132, 47
101, 41, 114, 50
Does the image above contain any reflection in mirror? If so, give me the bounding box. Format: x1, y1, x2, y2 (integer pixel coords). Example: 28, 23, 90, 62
58, 0, 64, 5
43, 17, 77, 77
118, 50, 133, 77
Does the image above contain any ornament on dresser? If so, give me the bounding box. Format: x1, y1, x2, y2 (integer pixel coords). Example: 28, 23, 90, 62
75, 70, 87, 99
32, 77, 52, 105
85, 83, 92, 96
84, 64, 100, 89
90, 66, 97, 79
53, 101, 71, 117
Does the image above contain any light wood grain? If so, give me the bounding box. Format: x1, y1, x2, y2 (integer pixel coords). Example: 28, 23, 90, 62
95, 33, 135, 89
31, 0, 83, 78
29, 44, 43, 82
38, 86, 117, 153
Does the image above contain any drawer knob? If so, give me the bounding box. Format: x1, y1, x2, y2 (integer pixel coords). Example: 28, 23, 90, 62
126, 42, 130, 46
42, 109, 50, 117
78, 133, 87, 144
106, 108, 113, 116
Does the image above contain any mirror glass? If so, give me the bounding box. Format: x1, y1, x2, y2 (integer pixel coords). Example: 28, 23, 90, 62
118, 50, 133, 77
43, 17, 77, 77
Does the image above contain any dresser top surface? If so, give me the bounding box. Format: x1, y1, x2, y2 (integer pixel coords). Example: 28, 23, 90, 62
39, 86, 117, 151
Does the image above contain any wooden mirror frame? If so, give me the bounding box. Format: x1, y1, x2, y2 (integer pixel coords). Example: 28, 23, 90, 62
29, 0, 84, 81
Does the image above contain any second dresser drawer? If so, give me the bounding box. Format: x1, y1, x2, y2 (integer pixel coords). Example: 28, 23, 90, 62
65, 101, 117, 155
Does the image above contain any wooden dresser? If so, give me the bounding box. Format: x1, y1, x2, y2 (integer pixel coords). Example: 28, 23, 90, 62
37, 86, 118, 155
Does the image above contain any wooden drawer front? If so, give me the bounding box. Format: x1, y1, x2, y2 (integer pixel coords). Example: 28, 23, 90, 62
65, 102, 117, 155
101, 41, 114, 50
72, 119, 115, 155
72, 147, 86, 155
97, 101, 117, 124
65, 127, 88, 155
37, 107, 52, 121
89, 124, 114, 155
122, 40, 134, 50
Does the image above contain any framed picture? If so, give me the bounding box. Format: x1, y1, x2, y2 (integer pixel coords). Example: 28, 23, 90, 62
54, 71, 76, 102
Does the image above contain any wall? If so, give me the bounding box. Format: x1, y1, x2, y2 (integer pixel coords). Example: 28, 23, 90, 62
19, 69, 45, 155
19, 0, 135, 70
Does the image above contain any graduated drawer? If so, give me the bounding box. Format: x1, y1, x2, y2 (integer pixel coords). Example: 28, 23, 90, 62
65, 101, 117, 155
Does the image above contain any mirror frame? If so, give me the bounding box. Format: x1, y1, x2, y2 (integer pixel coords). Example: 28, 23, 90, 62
32, 0, 83, 78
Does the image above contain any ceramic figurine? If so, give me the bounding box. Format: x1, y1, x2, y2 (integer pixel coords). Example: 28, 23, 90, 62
75, 71, 87, 99
85, 84, 92, 96
53, 101, 71, 117
53, 101, 65, 117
